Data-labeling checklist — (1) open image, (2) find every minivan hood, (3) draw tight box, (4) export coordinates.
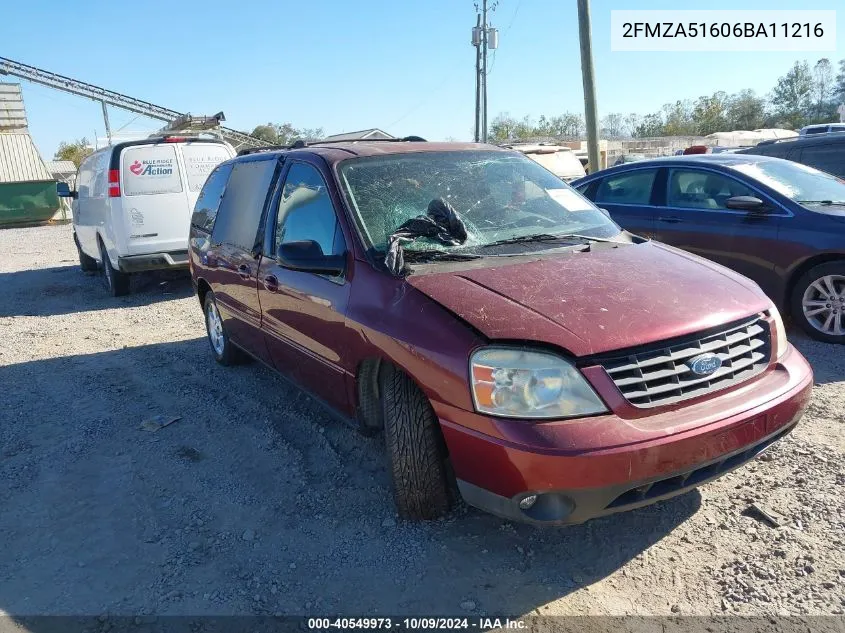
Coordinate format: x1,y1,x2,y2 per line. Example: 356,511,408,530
407,242,770,357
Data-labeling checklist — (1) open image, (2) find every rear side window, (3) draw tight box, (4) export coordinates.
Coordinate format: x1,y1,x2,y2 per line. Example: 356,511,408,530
212,159,278,251
595,170,657,205
798,145,845,178
122,145,182,196
191,163,233,233
181,143,234,191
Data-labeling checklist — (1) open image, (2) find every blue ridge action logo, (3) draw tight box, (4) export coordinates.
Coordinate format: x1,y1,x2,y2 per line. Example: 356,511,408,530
129,159,174,176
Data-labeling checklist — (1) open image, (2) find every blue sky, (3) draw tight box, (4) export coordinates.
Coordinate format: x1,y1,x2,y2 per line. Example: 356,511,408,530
1,0,842,158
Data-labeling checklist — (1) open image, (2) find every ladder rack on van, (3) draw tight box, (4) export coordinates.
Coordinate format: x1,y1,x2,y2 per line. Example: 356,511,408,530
147,112,229,142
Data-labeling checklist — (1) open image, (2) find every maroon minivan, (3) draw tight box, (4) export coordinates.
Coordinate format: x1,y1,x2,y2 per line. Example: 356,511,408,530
189,140,813,525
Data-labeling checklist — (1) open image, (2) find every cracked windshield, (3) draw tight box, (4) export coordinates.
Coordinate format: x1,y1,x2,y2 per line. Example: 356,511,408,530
339,151,621,255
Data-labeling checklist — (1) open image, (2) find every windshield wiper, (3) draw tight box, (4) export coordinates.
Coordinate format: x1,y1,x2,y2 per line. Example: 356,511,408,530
796,200,845,205
481,232,617,248
401,250,482,263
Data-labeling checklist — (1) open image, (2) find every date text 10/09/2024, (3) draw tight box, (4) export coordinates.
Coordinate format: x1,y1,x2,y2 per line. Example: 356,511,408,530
307,618,527,630
622,22,825,39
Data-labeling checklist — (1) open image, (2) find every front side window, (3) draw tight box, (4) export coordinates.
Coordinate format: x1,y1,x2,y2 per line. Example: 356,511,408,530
274,162,343,257
338,150,618,252
212,159,277,251
667,169,754,210
594,170,657,205
191,163,233,233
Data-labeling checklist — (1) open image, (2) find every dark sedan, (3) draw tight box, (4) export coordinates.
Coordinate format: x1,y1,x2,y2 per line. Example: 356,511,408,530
572,155,845,343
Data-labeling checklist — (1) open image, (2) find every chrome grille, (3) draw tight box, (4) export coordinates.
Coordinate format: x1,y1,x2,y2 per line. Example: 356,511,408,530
598,316,771,408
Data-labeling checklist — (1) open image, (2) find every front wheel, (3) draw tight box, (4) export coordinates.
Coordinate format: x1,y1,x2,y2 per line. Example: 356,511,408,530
380,365,452,520
98,239,130,297
75,234,98,273
791,262,845,344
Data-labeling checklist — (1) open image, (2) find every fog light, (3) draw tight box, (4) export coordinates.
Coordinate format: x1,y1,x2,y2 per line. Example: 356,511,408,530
518,495,538,510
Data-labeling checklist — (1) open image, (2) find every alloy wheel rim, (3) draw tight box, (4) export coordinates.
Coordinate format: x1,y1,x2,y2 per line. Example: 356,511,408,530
206,301,226,356
802,274,845,336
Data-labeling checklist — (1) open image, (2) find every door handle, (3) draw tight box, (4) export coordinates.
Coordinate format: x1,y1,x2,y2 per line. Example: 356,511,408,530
237,264,251,280
657,216,683,224
263,274,279,292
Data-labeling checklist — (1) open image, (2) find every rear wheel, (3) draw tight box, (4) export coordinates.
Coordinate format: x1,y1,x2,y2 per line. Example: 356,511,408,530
791,261,845,344
203,292,244,365
75,234,97,273
98,239,130,297
380,364,451,520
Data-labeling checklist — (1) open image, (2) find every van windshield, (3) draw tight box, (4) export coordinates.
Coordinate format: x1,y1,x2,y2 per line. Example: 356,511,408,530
338,150,619,252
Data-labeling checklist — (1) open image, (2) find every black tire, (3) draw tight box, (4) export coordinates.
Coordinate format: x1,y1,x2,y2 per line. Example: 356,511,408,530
790,261,845,344
98,239,130,297
380,364,451,520
203,292,244,365
74,234,98,273
356,361,383,437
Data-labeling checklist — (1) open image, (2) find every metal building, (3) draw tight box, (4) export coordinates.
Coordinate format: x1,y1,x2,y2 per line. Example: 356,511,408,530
0,83,59,226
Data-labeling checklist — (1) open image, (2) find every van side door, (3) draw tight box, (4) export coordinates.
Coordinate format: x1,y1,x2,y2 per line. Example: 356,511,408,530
74,150,108,257
257,160,352,414
206,157,279,364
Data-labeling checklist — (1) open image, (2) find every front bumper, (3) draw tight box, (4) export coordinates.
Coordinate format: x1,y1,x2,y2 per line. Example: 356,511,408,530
118,250,189,273
438,345,813,525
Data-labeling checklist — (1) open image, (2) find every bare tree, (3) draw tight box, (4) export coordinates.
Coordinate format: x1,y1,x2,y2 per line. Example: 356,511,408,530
813,58,834,119
600,113,624,138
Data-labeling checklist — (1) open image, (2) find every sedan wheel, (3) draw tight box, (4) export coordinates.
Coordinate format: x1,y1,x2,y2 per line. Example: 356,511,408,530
792,263,845,344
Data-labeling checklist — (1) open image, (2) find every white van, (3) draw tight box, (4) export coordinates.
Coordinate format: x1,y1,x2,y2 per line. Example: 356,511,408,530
59,135,234,296
503,144,587,182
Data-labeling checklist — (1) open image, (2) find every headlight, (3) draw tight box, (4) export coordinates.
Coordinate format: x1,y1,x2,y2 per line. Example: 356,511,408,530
768,302,788,359
470,348,608,419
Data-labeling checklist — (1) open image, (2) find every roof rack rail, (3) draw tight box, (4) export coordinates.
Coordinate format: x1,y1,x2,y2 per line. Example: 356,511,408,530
236,144,294,156
148,112,230,142
235,135,428,156
310,135,427,145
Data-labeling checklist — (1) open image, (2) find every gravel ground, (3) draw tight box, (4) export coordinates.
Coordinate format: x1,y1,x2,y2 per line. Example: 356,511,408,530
0,223,843,618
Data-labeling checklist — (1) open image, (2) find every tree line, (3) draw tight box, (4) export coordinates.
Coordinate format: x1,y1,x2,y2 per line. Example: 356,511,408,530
489,57,845,142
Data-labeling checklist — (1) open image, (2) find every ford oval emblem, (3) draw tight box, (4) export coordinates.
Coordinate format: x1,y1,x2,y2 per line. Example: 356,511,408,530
688,353,722,376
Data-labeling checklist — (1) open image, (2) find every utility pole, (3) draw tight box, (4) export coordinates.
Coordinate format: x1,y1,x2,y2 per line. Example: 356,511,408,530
472,2,498,143
577,0,600,173
481,0,488,143
473,14,482,142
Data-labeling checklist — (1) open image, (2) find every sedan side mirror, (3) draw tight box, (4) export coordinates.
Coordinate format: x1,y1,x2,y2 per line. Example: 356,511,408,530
726,196,765,211
56,182,77,199
277,240,345,276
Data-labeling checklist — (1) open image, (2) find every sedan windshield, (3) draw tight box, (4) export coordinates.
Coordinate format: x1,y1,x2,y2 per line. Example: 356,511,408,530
338,150,620,252
730,159,845,205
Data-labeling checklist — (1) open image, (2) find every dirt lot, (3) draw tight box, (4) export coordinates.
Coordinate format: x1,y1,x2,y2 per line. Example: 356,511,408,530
0,223,844,618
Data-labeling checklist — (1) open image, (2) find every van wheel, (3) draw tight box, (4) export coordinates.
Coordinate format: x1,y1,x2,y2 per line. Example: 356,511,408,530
203,292,244,365
380,364,451,520
791,262,845,344
75,234,98,273
98,239,130,297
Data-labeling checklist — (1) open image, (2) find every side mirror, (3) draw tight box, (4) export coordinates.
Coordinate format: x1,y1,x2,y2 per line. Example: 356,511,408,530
56,182,77,199
277,240,345,276
726,196,765,211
